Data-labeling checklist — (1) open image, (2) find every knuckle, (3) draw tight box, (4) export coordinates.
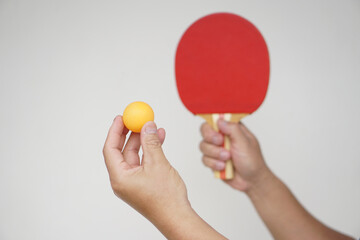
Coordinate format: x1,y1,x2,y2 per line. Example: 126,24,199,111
210,146,220,158
201,124,213,141
204,133,213,143
110,180,120,192
201,122,210,131
201,156,208,166
145,137,162,148
201,142,217,157
209,160,217,169
218,152,224,160
111,179,125,195
202,156,214,169
102,145,109,156
200,123,207,133
199,141,205,152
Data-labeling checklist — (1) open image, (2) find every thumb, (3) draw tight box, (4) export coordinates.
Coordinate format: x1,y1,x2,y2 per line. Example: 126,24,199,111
141,121,166,162
218,119,248,145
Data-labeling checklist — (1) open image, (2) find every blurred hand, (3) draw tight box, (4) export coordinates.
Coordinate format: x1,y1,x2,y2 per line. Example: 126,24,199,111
103,116,190,223
199,120,270,192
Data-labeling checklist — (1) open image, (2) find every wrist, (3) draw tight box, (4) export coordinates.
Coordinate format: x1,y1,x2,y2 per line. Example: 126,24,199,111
149,199,193,227
151,203,198,238
150,201,226,239
245,167,277,199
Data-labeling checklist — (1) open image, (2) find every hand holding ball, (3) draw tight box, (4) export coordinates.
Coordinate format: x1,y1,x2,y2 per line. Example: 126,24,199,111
123,102,154,133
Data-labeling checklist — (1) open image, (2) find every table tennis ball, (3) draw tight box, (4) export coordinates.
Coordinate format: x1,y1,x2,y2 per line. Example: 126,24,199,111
123,101,154,133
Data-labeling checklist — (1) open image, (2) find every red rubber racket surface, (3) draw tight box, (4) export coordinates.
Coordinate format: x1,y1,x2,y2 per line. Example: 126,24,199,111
175,13,270,114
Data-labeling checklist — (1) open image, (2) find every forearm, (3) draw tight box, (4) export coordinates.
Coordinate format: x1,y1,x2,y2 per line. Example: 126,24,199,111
150,204,227,240
246,169,354,240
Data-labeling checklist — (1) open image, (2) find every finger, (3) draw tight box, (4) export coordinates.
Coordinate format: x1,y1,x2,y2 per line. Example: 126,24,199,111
103,116,130,174
122,132,141,167
218,119,248,145
199,141,230,160
104,116,129,154
200,122,223,145
140,121,166,164
202,156,226,171
157,128,166,145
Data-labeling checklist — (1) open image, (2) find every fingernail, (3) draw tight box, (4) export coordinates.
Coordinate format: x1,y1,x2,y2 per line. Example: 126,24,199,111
215,161,225,170
212,135,222,145
145,122,157,134
220,150,229,160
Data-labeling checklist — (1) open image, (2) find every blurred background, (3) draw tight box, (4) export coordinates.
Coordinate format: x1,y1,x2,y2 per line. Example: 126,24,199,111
0,0,359,239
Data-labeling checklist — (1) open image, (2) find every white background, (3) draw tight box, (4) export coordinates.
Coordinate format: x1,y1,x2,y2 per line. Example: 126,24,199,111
0,0,359,239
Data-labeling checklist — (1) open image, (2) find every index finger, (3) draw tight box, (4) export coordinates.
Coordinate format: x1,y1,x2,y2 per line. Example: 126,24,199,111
200,122,224,145
103,115,129,174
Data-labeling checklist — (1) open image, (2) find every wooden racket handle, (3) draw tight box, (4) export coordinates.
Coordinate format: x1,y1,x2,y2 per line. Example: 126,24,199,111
198,113,248,180
219,134,233,179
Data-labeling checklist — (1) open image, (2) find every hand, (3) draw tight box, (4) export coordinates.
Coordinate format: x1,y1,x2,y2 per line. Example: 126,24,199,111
199,120,271,192
103,116,227,240
200,120,355,240
103,116,190,224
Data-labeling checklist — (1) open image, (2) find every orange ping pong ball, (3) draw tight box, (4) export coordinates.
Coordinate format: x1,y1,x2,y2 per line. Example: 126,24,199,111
123,101,154,133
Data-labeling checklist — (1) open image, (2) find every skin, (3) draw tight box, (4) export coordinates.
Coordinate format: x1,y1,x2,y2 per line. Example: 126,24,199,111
103,116,354,239
199,119,355,240
103,116,226,240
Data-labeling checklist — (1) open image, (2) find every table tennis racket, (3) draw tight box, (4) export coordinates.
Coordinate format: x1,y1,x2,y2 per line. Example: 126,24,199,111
175,13,270,179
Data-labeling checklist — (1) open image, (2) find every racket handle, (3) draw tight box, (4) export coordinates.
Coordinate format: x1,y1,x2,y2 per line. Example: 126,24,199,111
214,134,234,179
198,113,248,180
213,115,234,179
